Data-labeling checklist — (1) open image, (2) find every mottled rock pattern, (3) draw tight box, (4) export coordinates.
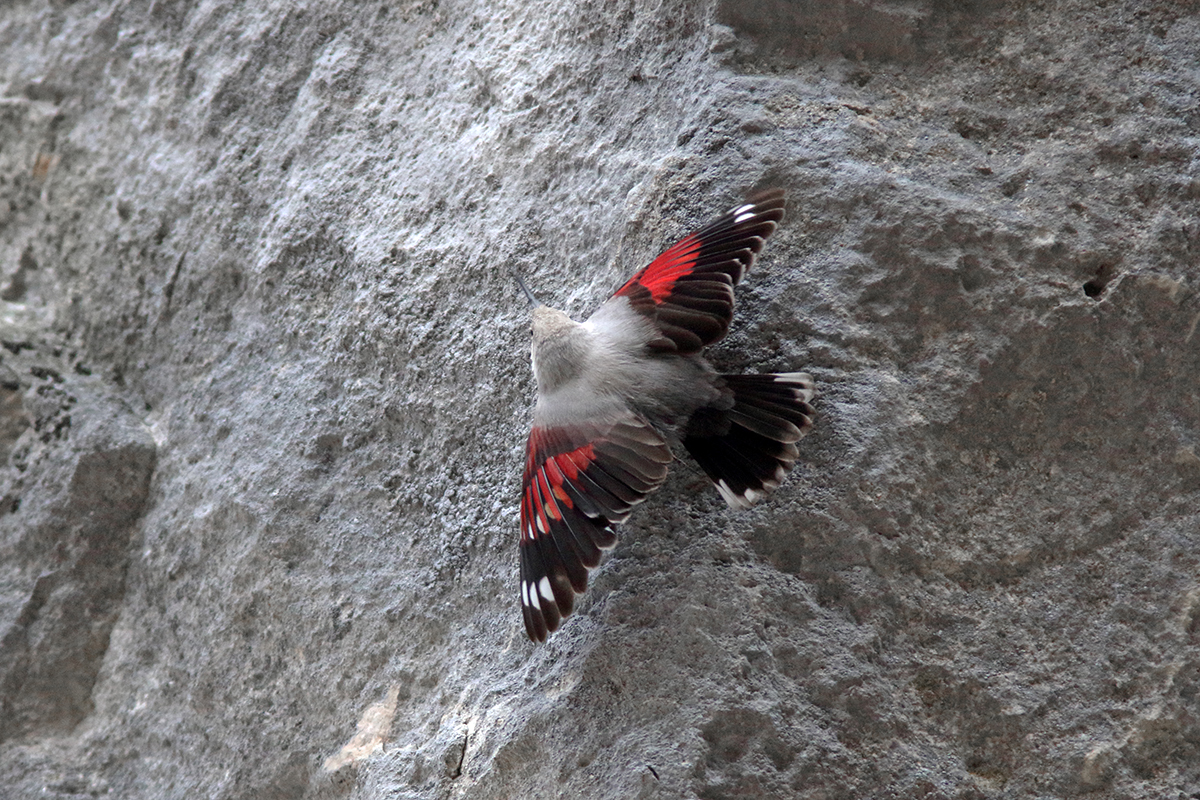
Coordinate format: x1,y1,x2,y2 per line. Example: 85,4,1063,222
1,1,1198,798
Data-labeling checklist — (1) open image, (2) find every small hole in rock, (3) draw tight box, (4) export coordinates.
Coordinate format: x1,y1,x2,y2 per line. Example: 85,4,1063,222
1083,263,1117,299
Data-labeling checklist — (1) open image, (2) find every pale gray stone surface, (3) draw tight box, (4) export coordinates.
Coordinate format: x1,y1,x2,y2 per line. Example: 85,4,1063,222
1,1,1198,798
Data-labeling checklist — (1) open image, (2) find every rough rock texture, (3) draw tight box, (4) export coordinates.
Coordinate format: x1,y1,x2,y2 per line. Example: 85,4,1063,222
1,0,1199,797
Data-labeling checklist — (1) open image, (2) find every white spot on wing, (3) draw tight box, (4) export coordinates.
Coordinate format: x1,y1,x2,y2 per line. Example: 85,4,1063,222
538,576,555,603
733,204,756,224
526,582,541,611
596,525,618,550
715,479,752,509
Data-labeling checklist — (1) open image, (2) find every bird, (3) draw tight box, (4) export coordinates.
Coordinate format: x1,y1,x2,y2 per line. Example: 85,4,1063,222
516,188,815,642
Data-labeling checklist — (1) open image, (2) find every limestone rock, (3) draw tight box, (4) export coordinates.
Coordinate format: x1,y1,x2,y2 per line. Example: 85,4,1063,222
1,1,1197,798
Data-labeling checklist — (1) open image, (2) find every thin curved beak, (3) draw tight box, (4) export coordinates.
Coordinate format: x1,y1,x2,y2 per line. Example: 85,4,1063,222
511,270,541,308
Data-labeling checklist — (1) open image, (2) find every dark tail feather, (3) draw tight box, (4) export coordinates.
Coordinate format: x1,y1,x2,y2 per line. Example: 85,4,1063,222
683,372,815,508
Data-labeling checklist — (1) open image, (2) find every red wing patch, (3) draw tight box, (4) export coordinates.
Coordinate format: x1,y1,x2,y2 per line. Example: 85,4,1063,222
519,417,672,642
611,189,785,353
623,231,705,304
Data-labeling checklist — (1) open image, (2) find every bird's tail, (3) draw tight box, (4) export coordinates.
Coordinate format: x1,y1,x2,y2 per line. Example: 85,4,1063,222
682,372,815,508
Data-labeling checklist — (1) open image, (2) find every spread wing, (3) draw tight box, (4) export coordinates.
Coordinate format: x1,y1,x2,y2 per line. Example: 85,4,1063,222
607,189,785,353
519,410,672,642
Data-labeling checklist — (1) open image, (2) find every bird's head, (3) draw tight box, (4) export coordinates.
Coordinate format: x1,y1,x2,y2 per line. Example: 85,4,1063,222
512,273,584,391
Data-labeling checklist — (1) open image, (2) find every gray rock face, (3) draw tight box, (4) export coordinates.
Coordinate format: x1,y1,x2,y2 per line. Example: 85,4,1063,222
1,1,1198,797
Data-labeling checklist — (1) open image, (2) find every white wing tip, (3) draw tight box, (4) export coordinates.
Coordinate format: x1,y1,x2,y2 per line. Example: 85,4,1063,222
772,371,816,403
716,479,754,509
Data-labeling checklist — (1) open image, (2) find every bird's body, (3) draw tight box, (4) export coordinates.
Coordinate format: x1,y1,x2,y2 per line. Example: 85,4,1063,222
532,304,720,429
518,189,814,641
